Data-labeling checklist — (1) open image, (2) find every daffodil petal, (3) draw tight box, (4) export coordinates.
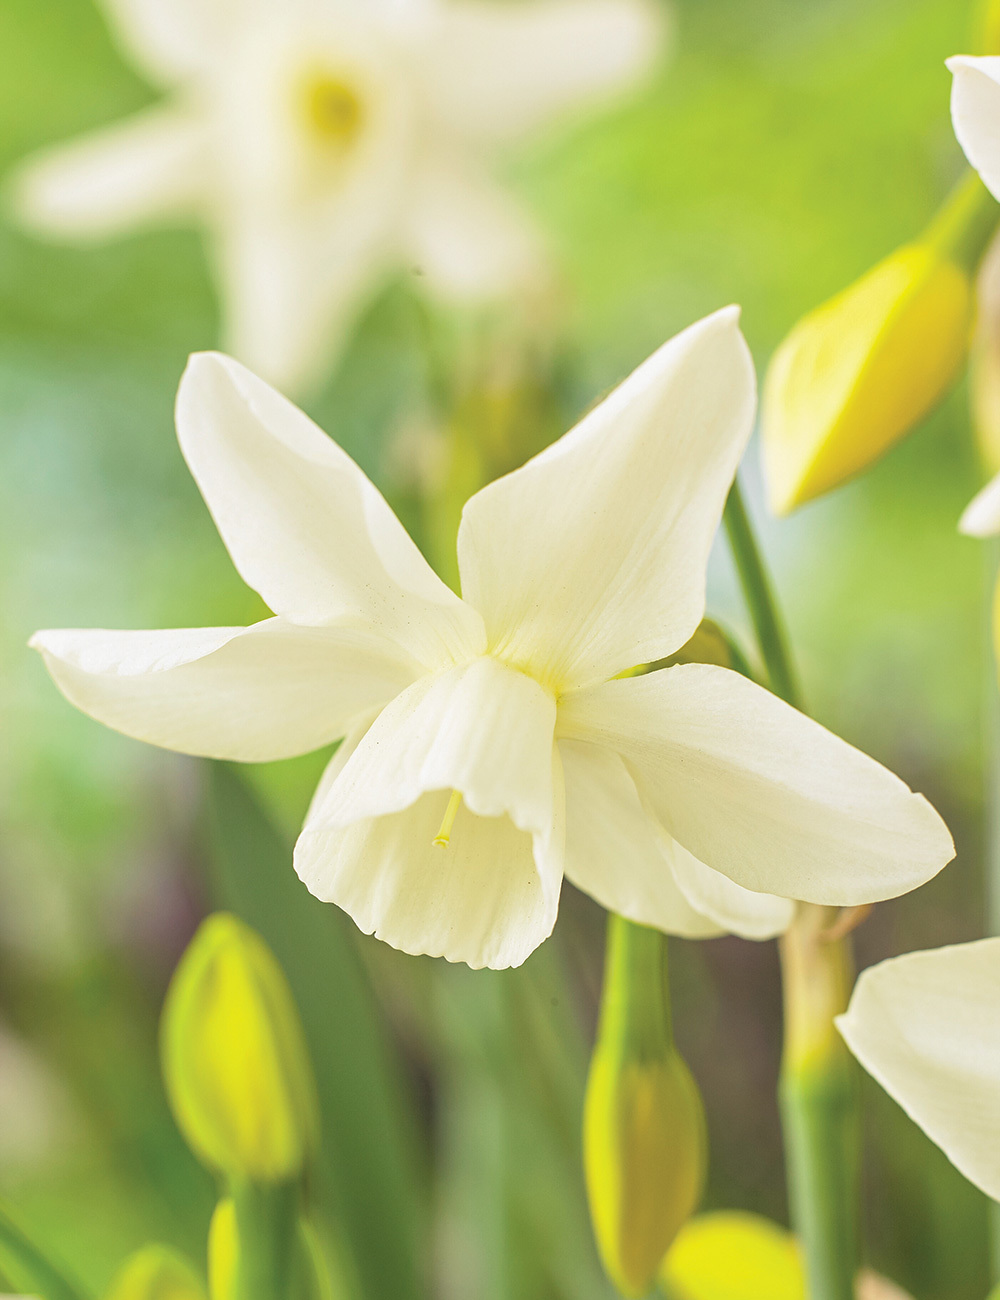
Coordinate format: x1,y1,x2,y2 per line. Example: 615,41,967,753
669,849,795,942
423,0,663,142
960,469,1000,536
558,664,954,906
837,939,1000,1201
98,0,258,84
949,56,1000,202
296,656,563,967
406,154,545,300
559,739,723,938
176,352,485,667
457,309,756,691
30,619,416,761
9,107,206,239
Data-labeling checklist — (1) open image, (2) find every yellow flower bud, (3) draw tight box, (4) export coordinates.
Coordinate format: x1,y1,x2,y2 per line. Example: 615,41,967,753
161,913,320,1183
104,1246,206,1300
584,917,706,1297
762,174,998,515
979,0,1000,54
971,236,1000,475
661,1212,805,1300
762,244,972,514
207,1202,238,1300
208,1200,337,1300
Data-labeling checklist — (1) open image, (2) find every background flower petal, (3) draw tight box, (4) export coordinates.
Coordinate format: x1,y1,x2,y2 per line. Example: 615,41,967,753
837,939,1000,1202
30,618,417,761
456,308,756,691
558,663,954,905
949,56,1000,202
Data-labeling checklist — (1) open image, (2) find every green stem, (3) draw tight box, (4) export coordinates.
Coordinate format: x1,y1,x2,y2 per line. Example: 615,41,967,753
597,913,672,1061
723,476,858,1300
723,479,801,708
0,1203,89,1300
230,1180,299,1300
923,170,1000,274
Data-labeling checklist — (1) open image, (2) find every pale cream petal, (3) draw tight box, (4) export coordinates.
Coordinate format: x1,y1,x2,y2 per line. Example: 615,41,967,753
668,848,795,941
837,939,1000,1201
30,619,417,761
558,664,955,906
559,739,722,938
9,108,206,239
949,56,1000,202
296,655,563,967
97,0,266,84
175,352,485,668
421,0,664,143
959,470,1000,536
405,153,546,300
457,309,756,692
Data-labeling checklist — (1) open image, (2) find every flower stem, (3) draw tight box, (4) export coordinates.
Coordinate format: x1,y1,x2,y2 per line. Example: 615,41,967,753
598,913,672,1059
0,1202,89,1300
723,475,859,1300
229,1180,300,1300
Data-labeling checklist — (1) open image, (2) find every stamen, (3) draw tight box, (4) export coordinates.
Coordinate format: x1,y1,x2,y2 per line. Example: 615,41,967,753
433,790,463,848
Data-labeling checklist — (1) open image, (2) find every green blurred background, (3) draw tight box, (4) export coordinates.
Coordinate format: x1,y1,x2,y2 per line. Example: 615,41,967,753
0,0,991,1297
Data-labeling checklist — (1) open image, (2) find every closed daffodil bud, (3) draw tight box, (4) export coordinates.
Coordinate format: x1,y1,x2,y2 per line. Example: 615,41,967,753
208,1200,337,1300
970,236,1000,475
979,0,1000,53
584,916,706,1297
661,1212,805,1300
161,913,319,1183
762,173,998,515
105,1246,206,1300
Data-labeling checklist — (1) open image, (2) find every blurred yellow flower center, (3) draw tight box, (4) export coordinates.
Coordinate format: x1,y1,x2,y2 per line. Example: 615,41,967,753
304,74,364,147
433,789,463,848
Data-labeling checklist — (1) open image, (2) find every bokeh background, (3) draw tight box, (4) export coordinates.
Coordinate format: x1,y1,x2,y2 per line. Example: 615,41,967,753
0,0,992,1297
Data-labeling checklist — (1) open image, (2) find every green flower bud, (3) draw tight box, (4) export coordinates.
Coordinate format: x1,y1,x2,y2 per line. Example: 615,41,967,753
161,914,319,1183
583,917,706,1297
104,1246,206,1300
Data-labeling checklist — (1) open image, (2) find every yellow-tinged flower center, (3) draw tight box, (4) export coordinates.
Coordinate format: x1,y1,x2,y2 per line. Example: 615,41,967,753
302,73,365,148
433,789,463,848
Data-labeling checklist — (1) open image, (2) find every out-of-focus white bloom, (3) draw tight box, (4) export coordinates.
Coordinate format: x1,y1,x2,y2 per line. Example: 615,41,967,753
838,939,1000,1202
9,0,663,391
31,310,954,969
950,55,1000,201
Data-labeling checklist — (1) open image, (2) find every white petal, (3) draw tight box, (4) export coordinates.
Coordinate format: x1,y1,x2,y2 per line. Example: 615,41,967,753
959,470,1000,536
406,153,546,300
837,939,1000,1201
175,352,485,668
297,655,563,968
668,848,794,941
949,56,1000,202
558,664,955,906
457,308,756,691
421,0,664,143
30,619,417,761
97,0,262,83
9,109,206,239
559,739,722,938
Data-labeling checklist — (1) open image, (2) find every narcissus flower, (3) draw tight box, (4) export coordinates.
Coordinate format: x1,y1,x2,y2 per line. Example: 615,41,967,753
8,0,661,392
31,309,955,970
837,939,1000,1203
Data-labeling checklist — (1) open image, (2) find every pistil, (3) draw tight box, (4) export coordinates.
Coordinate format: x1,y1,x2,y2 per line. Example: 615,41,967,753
433,790,463,848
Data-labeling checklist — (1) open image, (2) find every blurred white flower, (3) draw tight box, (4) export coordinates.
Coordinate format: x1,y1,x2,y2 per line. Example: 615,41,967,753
31,310,954,969
9,0,664,392
838,939,1000,1202
950,55,1000,202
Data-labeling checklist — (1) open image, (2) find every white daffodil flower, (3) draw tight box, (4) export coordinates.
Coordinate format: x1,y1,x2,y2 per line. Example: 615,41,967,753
30,309,955,970
8,0,663,392
949,54,1000,202
838,939,1000,1202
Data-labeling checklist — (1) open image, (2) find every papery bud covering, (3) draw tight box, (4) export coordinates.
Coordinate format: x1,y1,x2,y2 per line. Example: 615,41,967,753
584,917,706,1297
161,913,319,1182
104,1245,206,1300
